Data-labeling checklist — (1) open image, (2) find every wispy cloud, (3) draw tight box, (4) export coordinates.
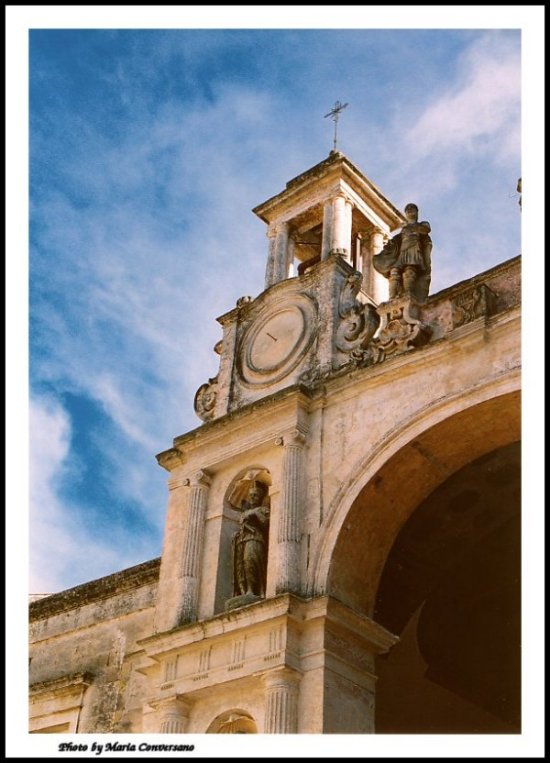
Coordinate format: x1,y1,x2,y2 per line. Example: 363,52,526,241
29,395,158,592
404,32,521,163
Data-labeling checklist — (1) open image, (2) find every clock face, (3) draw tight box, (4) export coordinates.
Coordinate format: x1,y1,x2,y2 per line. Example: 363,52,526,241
239,296,316,385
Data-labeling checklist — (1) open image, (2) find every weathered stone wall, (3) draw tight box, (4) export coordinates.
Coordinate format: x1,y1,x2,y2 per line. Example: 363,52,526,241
30,559,160,733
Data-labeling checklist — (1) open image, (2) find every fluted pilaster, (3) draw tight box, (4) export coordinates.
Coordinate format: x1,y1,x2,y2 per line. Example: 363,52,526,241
276,431,306,593
155,697,191,734
179,470,211,623
263,668,301,734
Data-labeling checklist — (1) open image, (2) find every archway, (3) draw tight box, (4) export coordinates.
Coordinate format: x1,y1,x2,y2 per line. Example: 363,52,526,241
375,442,520,733
323,390,520,733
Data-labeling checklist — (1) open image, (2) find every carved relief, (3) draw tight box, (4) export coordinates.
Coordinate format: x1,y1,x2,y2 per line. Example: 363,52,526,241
228,637,246,670
451,284,496,328
335,273,381,356
372,297,432,361
193,646,212,680
193,377,218,422
164,658,178,683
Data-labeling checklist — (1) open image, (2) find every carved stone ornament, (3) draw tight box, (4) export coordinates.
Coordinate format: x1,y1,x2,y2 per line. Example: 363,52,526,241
238,295,317,387
372,296,432,361
298,362,332,387
193,376,218,422
451,284,497,328
335,273,381,355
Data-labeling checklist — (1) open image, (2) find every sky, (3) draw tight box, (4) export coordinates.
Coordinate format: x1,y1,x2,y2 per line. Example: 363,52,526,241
7,5,545,759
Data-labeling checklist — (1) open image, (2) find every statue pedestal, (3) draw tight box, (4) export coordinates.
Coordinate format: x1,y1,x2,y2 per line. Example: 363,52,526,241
225,593,263,612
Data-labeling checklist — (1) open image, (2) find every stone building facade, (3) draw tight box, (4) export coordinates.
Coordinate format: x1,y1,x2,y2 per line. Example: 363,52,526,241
29,151,521,734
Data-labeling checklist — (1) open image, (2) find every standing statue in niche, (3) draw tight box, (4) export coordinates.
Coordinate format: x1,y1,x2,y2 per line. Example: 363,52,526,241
373,203,433,302
232,481,270,599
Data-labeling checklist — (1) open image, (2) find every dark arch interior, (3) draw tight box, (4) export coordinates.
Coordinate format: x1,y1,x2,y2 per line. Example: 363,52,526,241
374,441,521,733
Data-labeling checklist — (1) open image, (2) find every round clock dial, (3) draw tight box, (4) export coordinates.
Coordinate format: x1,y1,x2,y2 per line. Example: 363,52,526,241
249,309,305,371
239,296,317,386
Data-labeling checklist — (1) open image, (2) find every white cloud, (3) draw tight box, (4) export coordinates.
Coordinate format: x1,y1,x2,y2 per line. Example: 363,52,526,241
405,32,521,162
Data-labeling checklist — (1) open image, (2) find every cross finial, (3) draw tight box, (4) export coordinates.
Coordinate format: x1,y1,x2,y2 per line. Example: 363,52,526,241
324,100,349,152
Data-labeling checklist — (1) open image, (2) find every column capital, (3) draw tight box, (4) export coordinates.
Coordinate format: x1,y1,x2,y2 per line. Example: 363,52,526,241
267,220,290,237
167,475,189,491
147,694,192,714
262,665,302,690
332,190,353,206
275,428,307,448
184,469,212,489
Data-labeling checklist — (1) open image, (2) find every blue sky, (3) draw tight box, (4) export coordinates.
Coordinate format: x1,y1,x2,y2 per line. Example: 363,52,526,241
6,6,546,758
8,9,541,599
27,23,525,594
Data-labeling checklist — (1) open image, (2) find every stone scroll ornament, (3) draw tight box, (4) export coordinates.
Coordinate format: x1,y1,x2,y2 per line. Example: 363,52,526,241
193,377,218,422
335,272,381,362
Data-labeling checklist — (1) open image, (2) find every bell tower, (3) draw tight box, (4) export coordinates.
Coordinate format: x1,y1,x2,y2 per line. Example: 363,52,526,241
193,151,406,422
255,149,404,299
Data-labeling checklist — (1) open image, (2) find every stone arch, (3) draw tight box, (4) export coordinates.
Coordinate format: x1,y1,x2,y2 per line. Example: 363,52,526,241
374,440,521,732
312,379,519,616
206,709,257,734
213,465,272,613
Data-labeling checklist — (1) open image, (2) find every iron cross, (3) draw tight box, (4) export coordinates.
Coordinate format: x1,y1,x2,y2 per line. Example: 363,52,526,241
324,100,349,151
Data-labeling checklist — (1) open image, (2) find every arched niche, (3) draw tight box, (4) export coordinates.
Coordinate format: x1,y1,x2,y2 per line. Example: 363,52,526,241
206,709,257,734
213,466,272,614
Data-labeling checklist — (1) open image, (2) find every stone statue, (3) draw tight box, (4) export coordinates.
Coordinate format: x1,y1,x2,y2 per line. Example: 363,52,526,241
373,203,432,302
232,481,270,598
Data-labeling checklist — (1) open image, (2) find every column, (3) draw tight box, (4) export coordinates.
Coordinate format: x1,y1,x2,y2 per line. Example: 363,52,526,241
264,226,278,288
157,697,191,733
265,222,290,287
179,470,212,623
370,229,389,303
330,194,353,262
286,234,296,278
276,431,305,594
263,668,301,734
320,200,333,260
